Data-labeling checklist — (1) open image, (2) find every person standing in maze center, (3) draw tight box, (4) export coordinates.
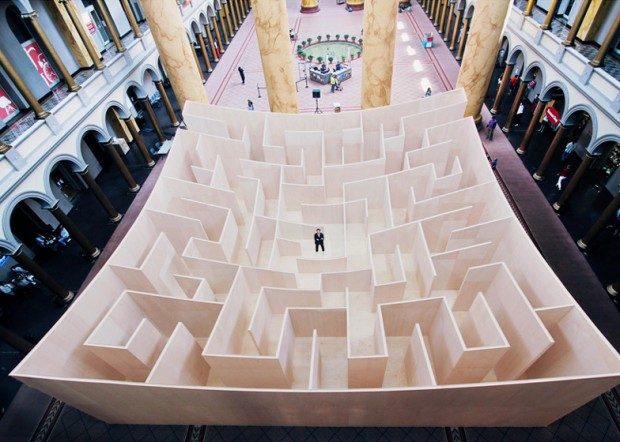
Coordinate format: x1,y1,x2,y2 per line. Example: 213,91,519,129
314,228,325,252
238,66,245,84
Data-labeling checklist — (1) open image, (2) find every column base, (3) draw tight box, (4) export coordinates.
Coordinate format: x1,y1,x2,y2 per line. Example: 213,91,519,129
443,36,449,42
516,147,526,155
501,126,510,133
607,284,618,297
561,40,573,47
146,160,156,167
455,56,462,61
540,25,550,30
532,172,543,181
207,69,213,73
589,60,602,67
61,290,75,304
88,248,101,259
111,213,123,223
35,111,51,120
202,79,207,84
552,202,561,211
490,108,498,115
300,5,320,13
576,239,588,250
173,121,181,127
449,45,456,51
68,83,82,92
130,184,141,192
116,46,127,53
214,58,220,63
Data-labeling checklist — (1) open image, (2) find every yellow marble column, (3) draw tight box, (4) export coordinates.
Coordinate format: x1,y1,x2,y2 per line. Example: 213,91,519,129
204,24,219,62
523,0,536,16
361,0,399,109
0,48,49,118
249,0,298,113
195,32,213,72
577,0,611,41
229,0,239,30
443,1,455,42
218,10,231,44
212,17,226,54
346,0,365,11
455,0,511,123
439,0,449,34
233,0,244,25
94,0,125,52
301,0,320,14
141,0,208,108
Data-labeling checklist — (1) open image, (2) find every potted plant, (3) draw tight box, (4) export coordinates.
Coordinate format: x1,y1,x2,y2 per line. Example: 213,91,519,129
357,51,362,58
351,36,356,43
307,37,312,44
326,34,331,41
358,38,363,46
301,40,307,47
317,56,323,64
307,55,314,63
317,35,322,42
328,56,334,64
297,44,303,51
341,55,346,62
344,34,349,41
335,34,340,40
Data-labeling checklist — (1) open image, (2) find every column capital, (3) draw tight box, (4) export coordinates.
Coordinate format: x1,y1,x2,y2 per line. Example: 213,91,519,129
20,11,38,19
0,141,12,155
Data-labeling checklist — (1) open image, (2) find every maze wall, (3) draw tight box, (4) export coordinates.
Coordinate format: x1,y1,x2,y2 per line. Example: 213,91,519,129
13,90,620,426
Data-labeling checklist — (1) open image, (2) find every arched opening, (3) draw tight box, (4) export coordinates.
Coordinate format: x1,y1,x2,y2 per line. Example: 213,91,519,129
142,67,181,129
126,83,166,146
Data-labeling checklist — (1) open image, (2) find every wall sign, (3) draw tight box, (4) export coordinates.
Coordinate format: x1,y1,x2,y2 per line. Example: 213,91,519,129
22,39,59,88
545,106,561,126
0,87,18,123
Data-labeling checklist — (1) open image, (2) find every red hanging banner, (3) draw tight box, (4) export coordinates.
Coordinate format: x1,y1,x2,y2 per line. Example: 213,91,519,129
545,106,561,126
22,39,59,88
0,87,18,123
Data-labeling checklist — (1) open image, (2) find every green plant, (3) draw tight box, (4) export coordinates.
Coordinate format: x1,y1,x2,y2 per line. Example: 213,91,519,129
307,37,312,44
307,55,314,62
357,51,361,58
317,35,322,41
344,34,349,41
297,44,302,51
358,38,363,45
351,36,356,43
301,40,307,47
317,56,323,63
328,56,334,64
335,34,340,40
341,55,346,62
326,34,331,40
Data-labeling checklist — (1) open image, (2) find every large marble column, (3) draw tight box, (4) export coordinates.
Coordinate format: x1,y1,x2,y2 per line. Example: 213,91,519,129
516,99,546,154
347,0,365,11
141,0,208,108
562,0,590,46
361,0,399,109
301,0,320,13
491,63,514,114
93,0,125,52
0,48,49,119
455,0,511,123
439,0,449,33
203,24,219,62
11,246,74,303
533,123,567,180
138,98,166,144
249,0,298,113
443,1,455,42
60,0,105,70
577,192,620,250
501,80,526,132
21,11,81,92
553,153,593,211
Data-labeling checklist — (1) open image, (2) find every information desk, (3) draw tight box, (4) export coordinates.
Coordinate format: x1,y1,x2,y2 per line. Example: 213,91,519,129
309,66,352,85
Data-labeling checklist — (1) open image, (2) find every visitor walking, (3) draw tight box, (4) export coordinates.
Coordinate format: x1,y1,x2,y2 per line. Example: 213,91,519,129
425,87,432,97
486,116,497,140
509,74,520,94
514,102,524,126
247,99,254,111
330,75,337,93
238,66,245,84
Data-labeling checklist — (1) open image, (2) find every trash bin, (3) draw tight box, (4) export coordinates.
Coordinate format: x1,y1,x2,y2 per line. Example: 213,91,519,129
334,102,341,113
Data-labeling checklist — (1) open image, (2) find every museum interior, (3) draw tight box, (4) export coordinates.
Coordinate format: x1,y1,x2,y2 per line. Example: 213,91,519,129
0,0,618,440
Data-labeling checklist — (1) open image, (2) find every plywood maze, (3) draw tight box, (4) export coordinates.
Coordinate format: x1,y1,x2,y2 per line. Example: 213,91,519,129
13,90,620,426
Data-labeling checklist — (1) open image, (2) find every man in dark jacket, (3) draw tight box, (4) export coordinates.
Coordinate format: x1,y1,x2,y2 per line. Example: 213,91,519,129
238,66,245,84
314,229,325,252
